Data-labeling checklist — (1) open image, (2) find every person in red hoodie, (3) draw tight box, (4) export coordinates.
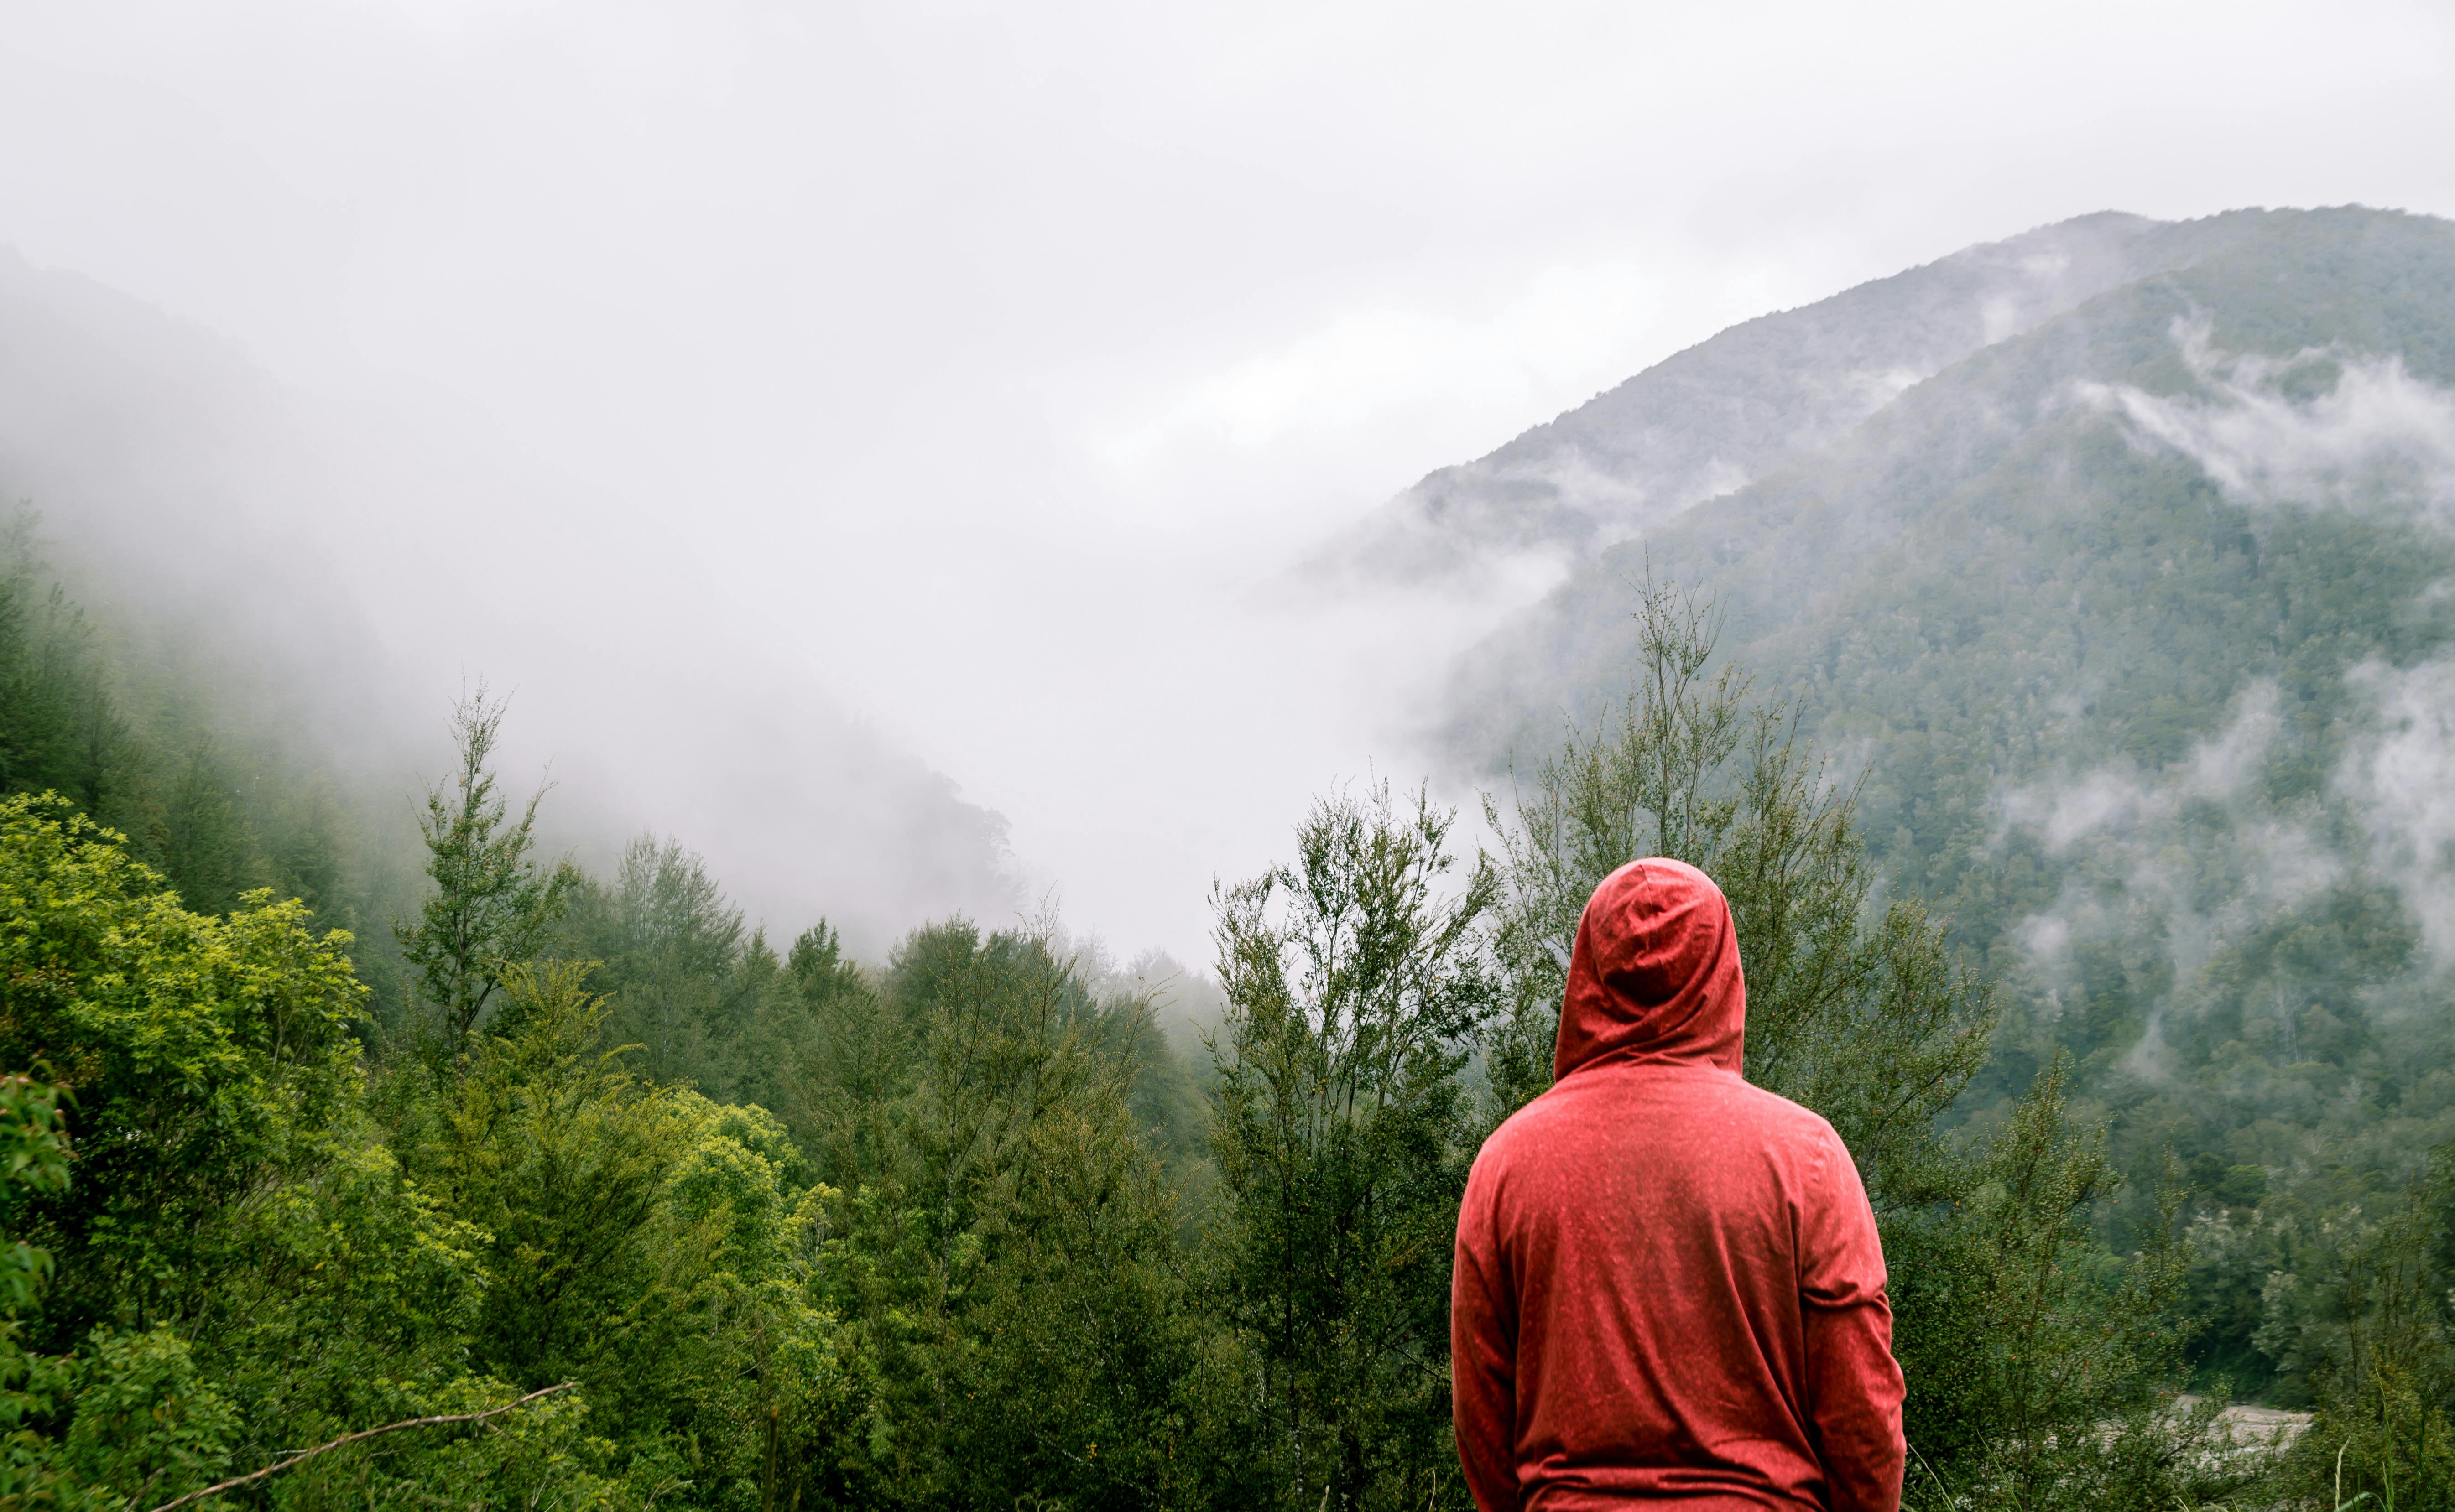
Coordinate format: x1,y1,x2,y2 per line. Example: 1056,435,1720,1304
1452,857,1905,1512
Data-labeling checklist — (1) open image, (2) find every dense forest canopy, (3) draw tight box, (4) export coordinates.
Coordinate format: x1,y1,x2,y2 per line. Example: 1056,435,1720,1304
6,205,2455,1510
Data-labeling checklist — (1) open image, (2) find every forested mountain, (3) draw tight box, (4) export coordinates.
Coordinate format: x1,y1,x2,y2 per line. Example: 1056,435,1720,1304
1425,205,2455,1399
1312,210,2293,586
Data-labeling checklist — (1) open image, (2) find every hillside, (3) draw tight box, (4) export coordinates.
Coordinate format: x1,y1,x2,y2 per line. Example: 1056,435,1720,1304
1419,204,2455,1396
1311,209,2303,587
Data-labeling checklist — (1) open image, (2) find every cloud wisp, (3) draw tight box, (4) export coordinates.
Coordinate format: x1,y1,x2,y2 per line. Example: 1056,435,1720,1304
2340,657,2455,965
1993,682,2347,1077
1992,642,2455,1092
2082,316,2455,531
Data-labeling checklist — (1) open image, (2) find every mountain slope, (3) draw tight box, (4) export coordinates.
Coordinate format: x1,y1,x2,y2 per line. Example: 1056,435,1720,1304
1418,205,2455,1396
1313,209,2295,586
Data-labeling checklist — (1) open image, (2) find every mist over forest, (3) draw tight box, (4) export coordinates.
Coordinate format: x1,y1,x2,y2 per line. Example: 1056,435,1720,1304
0,247,1021,954
9,194,2455,1508
7,4,2455,1505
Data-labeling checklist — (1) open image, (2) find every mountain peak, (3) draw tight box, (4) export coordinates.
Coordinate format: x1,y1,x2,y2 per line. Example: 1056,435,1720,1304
1304,208,2294,592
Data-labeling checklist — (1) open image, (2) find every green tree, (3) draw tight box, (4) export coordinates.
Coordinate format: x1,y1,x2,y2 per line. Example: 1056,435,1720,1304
566,835,749,1089
1478,583,2233,1507
740,921,867,1137
0,1069,100,1509
1207,781,1499,1511
153,738,260,919
429,964,704,1398
0,514,129,821
1888,1063,2220,1509
0,790,637,1509
0,792,364,1344
400,961,853,1501
2263,1165,2455,1510
811,921,1202,1510
1479,581,1991,1192
396,690,576,1059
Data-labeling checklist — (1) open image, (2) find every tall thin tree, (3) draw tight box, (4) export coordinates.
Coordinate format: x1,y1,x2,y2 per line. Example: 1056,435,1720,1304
397,688,576,1059
1208,780,1499,1510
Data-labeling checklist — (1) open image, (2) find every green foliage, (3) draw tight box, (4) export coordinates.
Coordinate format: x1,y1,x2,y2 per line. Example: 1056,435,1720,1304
266,1378,632,1512
2264,1171,2455,1510
1208,781,1497,1511
1478,583,2252,1505
1481,582,1994,1203
58,1326,238,1503
0,789,693,1507
806,920,1204,1510
0,1077,70,1320
0,792,365,1342
0,1068,103,1512
1888,1065,2250,1508
0,514,125,824
427,964,708,1400
563,837,750,1089
396,690,578,1060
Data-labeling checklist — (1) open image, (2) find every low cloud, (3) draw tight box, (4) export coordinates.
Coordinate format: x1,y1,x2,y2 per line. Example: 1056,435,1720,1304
1997,681,2291,857
2339,657,2455,964
2079,316,2455,530
1992,651,2455,1085
1995,682,2341,1070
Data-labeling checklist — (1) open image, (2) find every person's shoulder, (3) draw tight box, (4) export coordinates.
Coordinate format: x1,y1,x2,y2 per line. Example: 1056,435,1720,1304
1709,1077,1858,1174
1472,1092,1558,1167
1725,1077,1840,1134
1474,1067,1845,1163
1467,1081,1595,1187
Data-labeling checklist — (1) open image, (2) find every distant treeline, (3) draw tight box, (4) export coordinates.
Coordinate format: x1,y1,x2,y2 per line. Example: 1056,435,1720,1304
2,525,2450,1509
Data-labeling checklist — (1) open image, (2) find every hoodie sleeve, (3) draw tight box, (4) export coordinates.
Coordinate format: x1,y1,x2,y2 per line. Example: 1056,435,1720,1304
1452,1164,1519,1512
1798,1127,1907,1512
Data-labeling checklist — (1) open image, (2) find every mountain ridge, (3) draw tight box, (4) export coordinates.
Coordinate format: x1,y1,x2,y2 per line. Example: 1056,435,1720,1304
1311,208,2340,589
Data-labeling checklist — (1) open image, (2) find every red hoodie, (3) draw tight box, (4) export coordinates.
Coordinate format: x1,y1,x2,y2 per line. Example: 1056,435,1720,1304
1452,858,1904,1512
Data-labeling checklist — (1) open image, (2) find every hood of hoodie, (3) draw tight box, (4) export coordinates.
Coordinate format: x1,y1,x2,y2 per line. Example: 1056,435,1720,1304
1553,857,1746,1081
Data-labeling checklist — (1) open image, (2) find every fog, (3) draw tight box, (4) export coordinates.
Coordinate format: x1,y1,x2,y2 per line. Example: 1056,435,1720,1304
4,0,2454,961
1996,683,2337,978
2344,657,2455,966
2040,318,2455,979
1991,681,2348,1095
1308,209,2212,591
2083,315,2455,531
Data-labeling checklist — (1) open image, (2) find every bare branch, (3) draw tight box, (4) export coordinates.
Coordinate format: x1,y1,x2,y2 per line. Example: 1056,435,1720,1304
144,1382,578,1512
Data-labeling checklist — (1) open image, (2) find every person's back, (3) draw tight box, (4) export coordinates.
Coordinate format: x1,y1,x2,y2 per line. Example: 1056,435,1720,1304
1452,858,1905,1512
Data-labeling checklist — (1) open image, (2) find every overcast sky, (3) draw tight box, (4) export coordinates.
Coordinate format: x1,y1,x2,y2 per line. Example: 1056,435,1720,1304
5,0,2453,960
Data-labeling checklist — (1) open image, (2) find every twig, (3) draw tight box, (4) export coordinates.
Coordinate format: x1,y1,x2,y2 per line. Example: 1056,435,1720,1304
145,1381,579,1512
1907,1435,1954,1504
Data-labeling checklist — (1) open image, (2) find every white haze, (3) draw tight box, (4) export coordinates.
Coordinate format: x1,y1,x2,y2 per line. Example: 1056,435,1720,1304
1995,683,2344,1078
4,1,2454,961
2342,659,2455,966
1996,683,2306,858
1998,659,2455,1083
2082,316,2455,531
2069,317,2455,968
1990,308,2455,1073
